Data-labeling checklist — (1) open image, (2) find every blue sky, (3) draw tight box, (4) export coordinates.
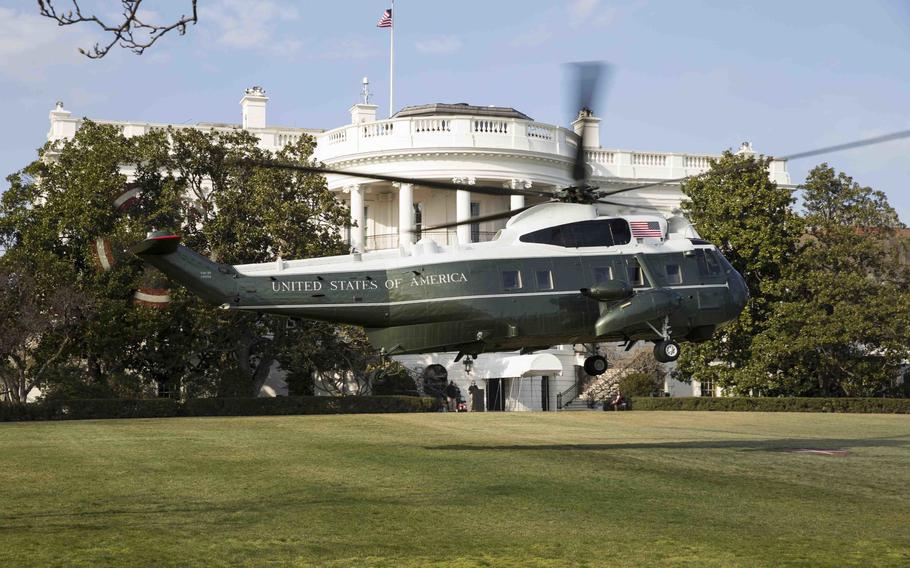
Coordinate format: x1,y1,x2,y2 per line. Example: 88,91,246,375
1,0,908,222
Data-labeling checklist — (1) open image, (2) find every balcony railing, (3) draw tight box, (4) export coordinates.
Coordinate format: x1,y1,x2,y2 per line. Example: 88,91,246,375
313,114,791,184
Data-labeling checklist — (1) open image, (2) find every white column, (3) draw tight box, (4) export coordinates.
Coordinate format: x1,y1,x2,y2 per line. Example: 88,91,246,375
349,184,364,252
510,195,525,210
456,189,471,244
398,183,413,246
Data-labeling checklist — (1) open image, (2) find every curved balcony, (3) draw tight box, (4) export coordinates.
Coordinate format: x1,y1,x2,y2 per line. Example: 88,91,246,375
314,115,577,164
314,115,791,188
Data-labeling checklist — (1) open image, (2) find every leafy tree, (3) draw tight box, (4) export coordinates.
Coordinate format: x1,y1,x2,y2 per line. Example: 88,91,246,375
674,151,804,391
0,120,355,399
744,165,910,396
675,155,909,397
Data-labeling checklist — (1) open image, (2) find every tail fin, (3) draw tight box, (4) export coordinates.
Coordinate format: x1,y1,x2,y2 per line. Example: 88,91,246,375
131,231,237,306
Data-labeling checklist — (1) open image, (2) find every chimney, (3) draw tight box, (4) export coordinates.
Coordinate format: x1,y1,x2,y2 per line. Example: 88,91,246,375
48,101,77,142
571,107,601,148
240,86,268,129
349,76,378,124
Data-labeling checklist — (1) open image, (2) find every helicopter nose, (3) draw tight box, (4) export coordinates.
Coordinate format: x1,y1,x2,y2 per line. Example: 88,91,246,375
729,269,749,311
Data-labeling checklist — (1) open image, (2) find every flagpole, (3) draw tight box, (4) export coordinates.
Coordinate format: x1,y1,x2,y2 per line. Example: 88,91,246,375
389,0,395,117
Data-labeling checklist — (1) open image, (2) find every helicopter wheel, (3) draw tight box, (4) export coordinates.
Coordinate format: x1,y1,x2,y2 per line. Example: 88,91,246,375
583,355,608,376
653,340,681,363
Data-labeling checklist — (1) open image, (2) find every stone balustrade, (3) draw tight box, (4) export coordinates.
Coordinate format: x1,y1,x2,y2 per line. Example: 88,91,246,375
46,107,790,187
314,114,791,186
48,115,317,153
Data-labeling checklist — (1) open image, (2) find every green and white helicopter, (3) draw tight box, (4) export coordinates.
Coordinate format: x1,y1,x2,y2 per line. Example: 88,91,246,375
131,64,909,376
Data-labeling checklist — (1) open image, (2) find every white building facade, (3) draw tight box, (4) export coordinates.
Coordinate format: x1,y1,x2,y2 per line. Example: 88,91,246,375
46,85,790,407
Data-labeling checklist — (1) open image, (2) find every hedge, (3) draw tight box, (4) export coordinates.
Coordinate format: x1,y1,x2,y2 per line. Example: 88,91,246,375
628,396,910,414
0,395,439,422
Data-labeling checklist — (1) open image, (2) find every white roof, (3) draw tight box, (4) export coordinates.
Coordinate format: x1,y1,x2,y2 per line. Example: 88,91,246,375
471,353,563,379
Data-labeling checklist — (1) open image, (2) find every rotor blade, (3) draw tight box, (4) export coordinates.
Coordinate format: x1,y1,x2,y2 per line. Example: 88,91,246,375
597,128,910,198
231,159,551,199
570,62,607,185
419,203,541,233
780,129,910,160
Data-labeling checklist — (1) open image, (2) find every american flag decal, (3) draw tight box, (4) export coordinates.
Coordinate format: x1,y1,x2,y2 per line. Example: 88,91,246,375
630,221,662,238
377,9,392,28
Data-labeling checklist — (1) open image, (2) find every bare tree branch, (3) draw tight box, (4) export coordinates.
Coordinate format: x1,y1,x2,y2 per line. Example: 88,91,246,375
37,0,198,59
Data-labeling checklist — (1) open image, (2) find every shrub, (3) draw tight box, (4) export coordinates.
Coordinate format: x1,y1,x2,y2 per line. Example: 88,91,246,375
181,395,436,417
618,372,660,397
0,395,439,422
628,397,910,414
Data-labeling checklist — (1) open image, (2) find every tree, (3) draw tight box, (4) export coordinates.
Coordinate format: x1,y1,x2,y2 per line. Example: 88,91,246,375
673,151,804,391
38,0,198,59
675,155,910,397
744,165,910,396
1,120,356,399
281,323,379,396
0,256,88,402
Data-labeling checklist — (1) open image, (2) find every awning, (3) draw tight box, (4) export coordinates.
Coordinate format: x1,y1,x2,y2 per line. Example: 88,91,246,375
472,353,563,379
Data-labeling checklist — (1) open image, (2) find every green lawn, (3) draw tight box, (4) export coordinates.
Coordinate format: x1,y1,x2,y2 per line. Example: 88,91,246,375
1,412,908,567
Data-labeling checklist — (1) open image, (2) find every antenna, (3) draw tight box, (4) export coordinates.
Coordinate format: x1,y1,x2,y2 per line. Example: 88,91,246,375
361,76,372,105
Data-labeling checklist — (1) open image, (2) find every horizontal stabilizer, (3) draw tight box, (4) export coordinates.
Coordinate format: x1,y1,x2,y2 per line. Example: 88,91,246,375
130,231,181,256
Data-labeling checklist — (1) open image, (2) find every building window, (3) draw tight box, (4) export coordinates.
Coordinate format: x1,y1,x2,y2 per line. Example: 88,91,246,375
700,379,715,397
666,264,681,284
594,266,613,283
470,201,480,243
536,270,553,290
502,270,522,290
628,260,644,286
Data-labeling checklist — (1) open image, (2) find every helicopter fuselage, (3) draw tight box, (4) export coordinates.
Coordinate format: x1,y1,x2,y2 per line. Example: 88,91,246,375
134,203,748,356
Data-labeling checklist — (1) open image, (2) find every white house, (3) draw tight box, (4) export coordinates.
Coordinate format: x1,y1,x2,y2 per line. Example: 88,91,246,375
46,83,790,408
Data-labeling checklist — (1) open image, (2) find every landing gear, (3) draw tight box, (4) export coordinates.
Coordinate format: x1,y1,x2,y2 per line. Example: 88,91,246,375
653,340,680,363
583,355,608,376
648,316,681,363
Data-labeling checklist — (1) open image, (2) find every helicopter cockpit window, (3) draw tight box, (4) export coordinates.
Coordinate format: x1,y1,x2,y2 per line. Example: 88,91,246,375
666,264,682,284
519,219,632,248
695,249,722,276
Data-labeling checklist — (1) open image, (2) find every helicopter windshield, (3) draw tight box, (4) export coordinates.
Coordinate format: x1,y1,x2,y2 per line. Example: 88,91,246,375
519,219,631,248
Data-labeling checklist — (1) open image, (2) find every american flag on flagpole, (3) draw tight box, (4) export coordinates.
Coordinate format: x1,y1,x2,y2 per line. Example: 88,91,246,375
377,9,392,27
630,221,663,238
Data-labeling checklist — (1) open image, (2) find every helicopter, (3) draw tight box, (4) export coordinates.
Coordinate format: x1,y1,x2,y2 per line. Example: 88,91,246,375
131,63,910,377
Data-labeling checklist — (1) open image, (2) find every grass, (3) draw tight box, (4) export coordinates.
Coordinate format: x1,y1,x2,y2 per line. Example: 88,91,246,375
1,411,909,567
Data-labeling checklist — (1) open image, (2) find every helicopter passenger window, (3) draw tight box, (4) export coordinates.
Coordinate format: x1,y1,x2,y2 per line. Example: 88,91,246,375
519,219,631,248
536,270,553,290
593,266,613,283
628,260,644,286
666,264,682,284
502,270,522,290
